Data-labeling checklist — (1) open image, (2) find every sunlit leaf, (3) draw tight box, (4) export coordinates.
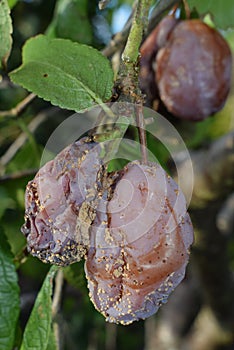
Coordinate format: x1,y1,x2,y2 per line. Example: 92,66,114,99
20,265,59,350
45,327,58,350
187,0,234,29
10,35,114,112
0,186,15,218
0,227,20,350
7,0,18,9
0,0,12,69
47,0,93,45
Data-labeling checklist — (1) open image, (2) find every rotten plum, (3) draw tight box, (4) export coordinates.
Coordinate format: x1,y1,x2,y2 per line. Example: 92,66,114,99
21,137,105,265
85,161,193,324
22,140,193,324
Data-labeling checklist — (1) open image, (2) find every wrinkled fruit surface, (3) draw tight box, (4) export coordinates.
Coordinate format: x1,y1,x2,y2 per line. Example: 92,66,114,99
21,137,105,265
22,140,193,324
85,160,193,324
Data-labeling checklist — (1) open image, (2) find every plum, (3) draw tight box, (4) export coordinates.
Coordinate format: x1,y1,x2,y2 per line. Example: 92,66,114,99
85,161,193,324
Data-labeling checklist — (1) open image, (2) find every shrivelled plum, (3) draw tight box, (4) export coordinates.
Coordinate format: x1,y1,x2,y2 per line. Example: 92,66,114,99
22,138,193,324
85,161,193,325
21,137,105,266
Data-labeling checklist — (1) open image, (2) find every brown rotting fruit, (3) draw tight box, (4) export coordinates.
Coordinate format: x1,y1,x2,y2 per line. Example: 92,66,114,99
85,160,193,324
21,137,105,265
22,141,193,324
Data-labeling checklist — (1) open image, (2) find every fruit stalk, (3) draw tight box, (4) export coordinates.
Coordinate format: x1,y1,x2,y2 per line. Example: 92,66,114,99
116,0,152,161
116,0,151,104
122,0,151,65
136,104,148,163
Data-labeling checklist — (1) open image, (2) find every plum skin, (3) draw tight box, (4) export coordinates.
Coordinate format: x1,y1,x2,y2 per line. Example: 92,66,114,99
155,19,232,121
85,160,193,325
21,137,193,324
21,137,105,265
140,18,232,121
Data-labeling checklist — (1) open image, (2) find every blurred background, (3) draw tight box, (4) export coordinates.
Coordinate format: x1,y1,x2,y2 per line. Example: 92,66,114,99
0,0,234,349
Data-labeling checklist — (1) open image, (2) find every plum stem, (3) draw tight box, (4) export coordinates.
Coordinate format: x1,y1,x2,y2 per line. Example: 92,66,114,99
182,0,191,18
116,0,151,162
122,0,151,65
136,105,148,163
115,0,151,104
102,0,181,58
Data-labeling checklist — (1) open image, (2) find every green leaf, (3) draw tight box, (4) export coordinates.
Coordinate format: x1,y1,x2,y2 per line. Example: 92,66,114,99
5,141,41,173
47,0,93,45
63,261,86,292
187,0,234,29
0,227,20,350
10,35,114,112
7,0,18,9
0,0,13,69
0,186,15,218
225,29,234,51
20,265,59,350
45,327,58,350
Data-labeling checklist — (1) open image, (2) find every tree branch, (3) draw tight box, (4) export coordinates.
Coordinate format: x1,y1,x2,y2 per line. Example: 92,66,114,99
102,0,181,58
114,0,151,104
0,93,36,119
52,269,64,350
0,168,37,183
146,0,181,34
101,1,137,58
0,107,60,174
121,0,151,65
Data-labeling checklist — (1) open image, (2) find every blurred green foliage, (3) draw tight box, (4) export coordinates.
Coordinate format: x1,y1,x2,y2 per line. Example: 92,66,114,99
187,0,234,29
46,0,93,45
0,1,234,349
0,228,20,350
20,266,58,350
0,0,12,69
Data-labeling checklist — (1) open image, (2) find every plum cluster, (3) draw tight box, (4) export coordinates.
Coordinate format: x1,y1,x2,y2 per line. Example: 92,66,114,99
22,137,193,324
